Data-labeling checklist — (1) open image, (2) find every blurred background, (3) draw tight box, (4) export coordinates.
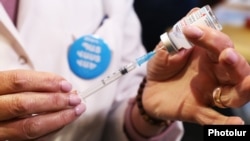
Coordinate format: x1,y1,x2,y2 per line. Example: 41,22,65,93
213,0,250,62
133,0,250,140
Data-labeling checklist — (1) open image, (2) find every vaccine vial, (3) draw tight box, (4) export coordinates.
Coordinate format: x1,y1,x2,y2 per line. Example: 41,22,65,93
160,5,223,54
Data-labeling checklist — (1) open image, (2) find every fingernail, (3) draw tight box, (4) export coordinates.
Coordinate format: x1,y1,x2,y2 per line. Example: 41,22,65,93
225,49,238,65
241,120,245,125
60,80,72,92
174,48,187,57
183,25,204,38
69,94,81,106
75,103,86,116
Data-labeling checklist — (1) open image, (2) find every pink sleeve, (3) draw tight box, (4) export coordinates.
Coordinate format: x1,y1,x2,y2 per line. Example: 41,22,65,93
124,98,184,141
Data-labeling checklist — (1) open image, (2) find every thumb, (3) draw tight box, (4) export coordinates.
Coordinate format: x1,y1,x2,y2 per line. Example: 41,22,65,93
195,107,244,125
147,43,192,80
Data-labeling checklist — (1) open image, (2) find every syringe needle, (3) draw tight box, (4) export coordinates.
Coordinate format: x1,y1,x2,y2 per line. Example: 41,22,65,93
136,46,164,66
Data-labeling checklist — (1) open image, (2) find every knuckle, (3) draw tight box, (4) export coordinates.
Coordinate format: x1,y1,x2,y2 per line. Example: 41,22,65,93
51,94,68,108
221,34,234,48
22,118,41,139
9,96,28,116
11,71,29,90
42,75,59,87
57,110,75,125
38,72,65,91
8,70,63,91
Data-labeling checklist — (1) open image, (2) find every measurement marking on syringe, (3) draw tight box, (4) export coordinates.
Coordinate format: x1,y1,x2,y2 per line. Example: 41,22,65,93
120,68,128,75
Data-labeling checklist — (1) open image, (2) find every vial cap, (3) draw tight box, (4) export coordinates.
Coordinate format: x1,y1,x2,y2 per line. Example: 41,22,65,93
160,33,178,54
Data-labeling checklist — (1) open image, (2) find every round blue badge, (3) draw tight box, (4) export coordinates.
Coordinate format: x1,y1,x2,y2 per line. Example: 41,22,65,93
68,35,112,79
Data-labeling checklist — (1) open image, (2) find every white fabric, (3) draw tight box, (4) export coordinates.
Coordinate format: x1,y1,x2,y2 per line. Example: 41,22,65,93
0,0,184,140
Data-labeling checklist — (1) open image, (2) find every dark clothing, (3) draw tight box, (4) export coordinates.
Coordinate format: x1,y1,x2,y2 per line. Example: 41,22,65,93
133,0,199,52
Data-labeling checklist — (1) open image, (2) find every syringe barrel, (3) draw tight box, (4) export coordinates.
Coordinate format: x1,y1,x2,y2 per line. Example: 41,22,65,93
125,62,137,72
80,62,137,99
102,62,137,84
101,70,123,84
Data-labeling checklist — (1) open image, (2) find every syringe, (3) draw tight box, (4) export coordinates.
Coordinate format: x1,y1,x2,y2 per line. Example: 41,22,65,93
80,47,164,99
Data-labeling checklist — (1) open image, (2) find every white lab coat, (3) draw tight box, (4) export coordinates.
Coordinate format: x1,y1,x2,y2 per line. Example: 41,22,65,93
0,0,183,140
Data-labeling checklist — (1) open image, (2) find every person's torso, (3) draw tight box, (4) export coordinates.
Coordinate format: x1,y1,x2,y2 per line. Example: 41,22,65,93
0,0,144,140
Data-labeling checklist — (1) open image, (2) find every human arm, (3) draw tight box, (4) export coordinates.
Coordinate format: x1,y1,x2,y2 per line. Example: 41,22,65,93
0,70,85,141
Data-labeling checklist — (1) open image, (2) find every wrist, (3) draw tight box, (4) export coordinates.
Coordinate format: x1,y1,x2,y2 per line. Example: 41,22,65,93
132,77,172,137
131,101,168,137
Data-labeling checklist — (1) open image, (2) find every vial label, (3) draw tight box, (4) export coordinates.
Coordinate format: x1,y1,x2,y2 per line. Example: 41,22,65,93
164,5,222,53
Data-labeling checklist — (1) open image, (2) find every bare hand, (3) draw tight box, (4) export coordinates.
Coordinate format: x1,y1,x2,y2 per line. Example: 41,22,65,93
143,25,250,125
0,70,85,141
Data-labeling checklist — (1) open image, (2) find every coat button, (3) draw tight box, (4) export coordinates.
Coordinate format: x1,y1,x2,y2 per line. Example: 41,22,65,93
18,56,28,65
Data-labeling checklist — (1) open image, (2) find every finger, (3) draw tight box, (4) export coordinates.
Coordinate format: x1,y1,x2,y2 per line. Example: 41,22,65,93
215,49,250,107
0,104,86,141
186,7,200,16
147,43,193,80
0,70,72,95
31,129,61,141
218,48,250,82
183,25,234,62
220,76,250,108
0,92,82,120
195,107,244,125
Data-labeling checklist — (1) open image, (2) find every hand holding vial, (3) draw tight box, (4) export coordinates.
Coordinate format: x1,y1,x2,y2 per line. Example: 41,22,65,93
138,6,250,126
